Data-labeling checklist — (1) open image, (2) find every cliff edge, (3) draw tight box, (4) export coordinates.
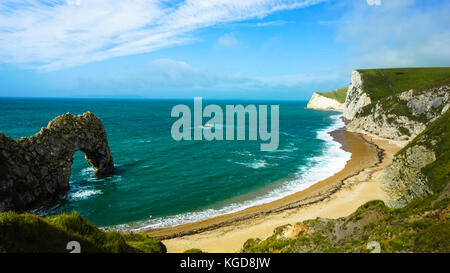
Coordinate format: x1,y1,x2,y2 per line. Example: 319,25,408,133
343,70,371,120
344,67,450,143
307,88,346,111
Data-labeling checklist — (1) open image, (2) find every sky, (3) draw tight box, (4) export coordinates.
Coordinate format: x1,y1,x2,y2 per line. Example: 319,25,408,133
0,0,449,100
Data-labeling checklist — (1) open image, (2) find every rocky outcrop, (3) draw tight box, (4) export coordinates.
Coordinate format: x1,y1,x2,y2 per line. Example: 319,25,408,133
307,92,344,111
381,145,435,208
343,71,371,120
380,110,450,208
0,112,114,212
347,84,450,143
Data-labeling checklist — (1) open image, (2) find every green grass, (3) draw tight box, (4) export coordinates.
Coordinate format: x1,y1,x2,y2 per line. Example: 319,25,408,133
397,110,450,193
414,221,450,252
184,248,204,253
242,196,450,253
317,87,348,103
0,211,166,253
357,67,450,102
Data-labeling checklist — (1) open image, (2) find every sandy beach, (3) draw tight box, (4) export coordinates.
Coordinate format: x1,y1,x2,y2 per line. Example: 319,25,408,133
145,129,401,253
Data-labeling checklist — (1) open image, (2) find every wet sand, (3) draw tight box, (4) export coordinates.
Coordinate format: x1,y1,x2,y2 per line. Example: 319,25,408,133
145,130,401,253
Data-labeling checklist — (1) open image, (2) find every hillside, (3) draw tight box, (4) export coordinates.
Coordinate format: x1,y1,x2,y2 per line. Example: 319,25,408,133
242,197,449,253
0,211,166,253
344,67,450,142
381,110,450,207
347,83,449,143
343,67,450,120
318,87,347,104
241,84,450,253
357,67,450,102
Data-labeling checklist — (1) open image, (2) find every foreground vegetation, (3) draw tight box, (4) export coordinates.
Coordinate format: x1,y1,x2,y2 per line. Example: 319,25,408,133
357,67,450,102
0,211,166,253
242,196,449,253
318,87,348,103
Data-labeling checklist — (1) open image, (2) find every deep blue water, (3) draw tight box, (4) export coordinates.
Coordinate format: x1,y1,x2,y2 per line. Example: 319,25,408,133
0,98,349,230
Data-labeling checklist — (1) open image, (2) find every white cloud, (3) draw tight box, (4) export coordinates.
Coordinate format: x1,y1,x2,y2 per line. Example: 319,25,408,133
217,33,238,48
255,20,291,27
338,0,450,69
66,0,81,6
0,0,325,70
141,58,343,93
366,0,381,6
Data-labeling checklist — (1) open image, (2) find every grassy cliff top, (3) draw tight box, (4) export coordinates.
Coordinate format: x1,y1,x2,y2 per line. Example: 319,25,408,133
357,67,450,101
0,211,166,253
317,87,347,103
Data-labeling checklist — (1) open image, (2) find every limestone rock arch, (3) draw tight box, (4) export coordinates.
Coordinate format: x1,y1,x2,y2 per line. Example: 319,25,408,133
0,112,114,211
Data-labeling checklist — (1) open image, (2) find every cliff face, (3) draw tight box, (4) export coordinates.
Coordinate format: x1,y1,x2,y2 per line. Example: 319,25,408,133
380,110,449,208
343,71,371,120
251,68,450,253
343,79,449,208
0,112,114,212
347,84,450,144
381,145,435,208
306,92,344,111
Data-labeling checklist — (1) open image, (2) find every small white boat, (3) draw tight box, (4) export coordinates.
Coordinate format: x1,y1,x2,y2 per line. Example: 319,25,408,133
202,123,214,129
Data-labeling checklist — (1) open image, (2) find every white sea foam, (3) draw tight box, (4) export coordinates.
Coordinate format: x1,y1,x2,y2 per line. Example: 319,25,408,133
137,139,152,143
81,167,94,176
70,189,102,200
235,159,267,169
113,114,352,232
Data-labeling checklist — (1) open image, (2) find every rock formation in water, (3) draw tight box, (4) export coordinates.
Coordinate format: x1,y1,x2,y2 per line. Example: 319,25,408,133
306,92,345,111
0,112,114,212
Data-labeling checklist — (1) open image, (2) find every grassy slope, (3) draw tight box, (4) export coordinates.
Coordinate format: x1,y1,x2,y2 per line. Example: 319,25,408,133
357,67,450,102
396,110,450,193
317,87,348,104
242,198,449,253
241,111,450,253
0,211,166,253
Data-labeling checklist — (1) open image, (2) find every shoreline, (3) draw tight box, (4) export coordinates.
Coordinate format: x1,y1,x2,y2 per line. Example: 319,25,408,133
145,128,401,252
126,114,348,233
143,127,358,239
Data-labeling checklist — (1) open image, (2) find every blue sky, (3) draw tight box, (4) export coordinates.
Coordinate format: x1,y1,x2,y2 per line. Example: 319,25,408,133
0,0,449,100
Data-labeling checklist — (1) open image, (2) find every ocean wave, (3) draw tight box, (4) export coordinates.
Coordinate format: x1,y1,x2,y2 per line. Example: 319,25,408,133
113,114,351,232
235,159,267,169
267,142,298,153
69,189,102,201
137,139,152,143
81,167,94,176
233,150,253,157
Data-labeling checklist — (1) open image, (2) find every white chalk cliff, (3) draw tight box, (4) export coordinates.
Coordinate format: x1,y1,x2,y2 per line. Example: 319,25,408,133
307,92,344,111
343,70,371,120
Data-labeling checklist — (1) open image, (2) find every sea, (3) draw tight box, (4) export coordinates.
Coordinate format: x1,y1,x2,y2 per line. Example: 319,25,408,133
0,98,350,231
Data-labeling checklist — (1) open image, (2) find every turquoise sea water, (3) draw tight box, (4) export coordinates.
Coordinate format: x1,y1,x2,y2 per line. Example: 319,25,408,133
0,98,350,230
